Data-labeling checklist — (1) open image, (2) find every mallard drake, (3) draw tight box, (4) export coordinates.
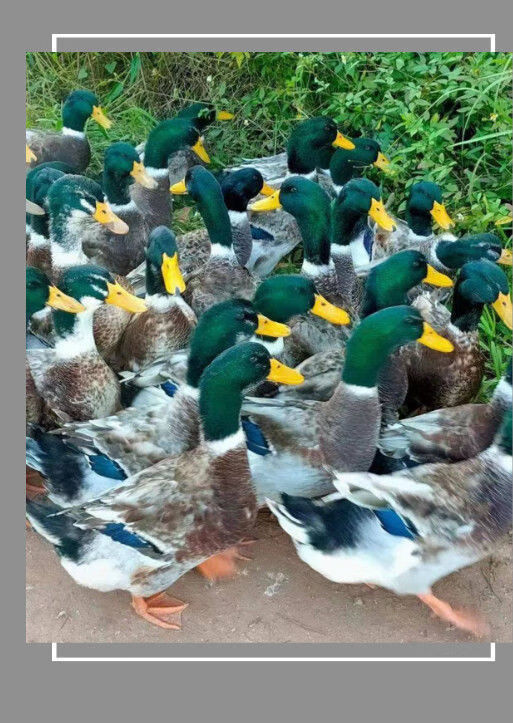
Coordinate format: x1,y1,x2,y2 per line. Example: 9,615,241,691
380,362,512,464
136,102,234,185
131,119,210,232
178,166,258,316
242,306,453,482
81,142,156,276
281,249,453,401
26,160,74,240
109,227,196,372
26,266,85,352
373,180,456,261
26,90,112,173
268,399,512,637
26,265,146,429
167,166,276,275
26,342,302,630
397,259,512,413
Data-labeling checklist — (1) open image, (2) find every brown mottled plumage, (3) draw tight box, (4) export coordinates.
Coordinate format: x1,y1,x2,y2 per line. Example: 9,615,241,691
184,257,256,317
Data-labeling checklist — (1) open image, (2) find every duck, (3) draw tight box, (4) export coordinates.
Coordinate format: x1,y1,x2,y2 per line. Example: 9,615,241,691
26,89,112,173
380,361,512,464
372,180,456,261
241,306,453,484
130,118,211,232
26,265,147,429
109,226,196,373
136,102,234,186
396,259,512,413
26,160,74,240
281,249,453,401
167,166,276,276
82,142,157,276
27,275,336,508
26,342,302,630
26,266,85,351
178,166,259,317
267,396,512,637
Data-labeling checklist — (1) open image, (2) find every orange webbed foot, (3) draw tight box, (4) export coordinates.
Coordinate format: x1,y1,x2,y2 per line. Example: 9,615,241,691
196,541,255,581
418,592,490,638
131,592,188,630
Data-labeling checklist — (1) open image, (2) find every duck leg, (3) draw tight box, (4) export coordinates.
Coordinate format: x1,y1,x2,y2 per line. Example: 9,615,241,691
131,593,188,630
196,541,254,581
417,592,490,637
26,467,46,499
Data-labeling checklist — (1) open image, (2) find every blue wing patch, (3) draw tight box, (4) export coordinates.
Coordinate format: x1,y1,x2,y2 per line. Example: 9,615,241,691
373,508,418,540
242,416,271,456
250,224,274,241
88,454,127,481
161,380,179,398
101,523,160,552
363,225,374,257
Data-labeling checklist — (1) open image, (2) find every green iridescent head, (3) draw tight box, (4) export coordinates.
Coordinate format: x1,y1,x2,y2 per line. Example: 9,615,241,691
406,181,454,236
61,90,112,133
287,117,354,174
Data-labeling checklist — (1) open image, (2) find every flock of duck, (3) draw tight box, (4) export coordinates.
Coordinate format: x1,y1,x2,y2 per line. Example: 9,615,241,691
25,89,512,637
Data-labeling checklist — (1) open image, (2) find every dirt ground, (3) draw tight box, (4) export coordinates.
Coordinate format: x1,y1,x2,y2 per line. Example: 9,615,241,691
26,511,512,644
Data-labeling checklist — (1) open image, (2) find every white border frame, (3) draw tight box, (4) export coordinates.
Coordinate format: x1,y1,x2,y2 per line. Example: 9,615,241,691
52,642,496,662
48,33,497,662
52,33,496,52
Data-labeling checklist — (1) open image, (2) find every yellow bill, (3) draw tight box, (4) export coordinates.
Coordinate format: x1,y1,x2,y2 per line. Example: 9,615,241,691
161,252,186,295
368,197,396,231
311,294,350,325
373,152,391,172
498,248,512,266
250,189,282,212
422,265,454,288
417,322,454,353
105,282,148,313
47,285,85,313
260,182,277,197
93,201,129,234
332,131,355,150
26,199,46,215
492,292,513,330
267,358,304,385
91,105,112,130
170,179,188,195
216,111,234,121
191,138,211,164
256,314,291,338
130,161,158,189
26,144,37,163
430,200,454,230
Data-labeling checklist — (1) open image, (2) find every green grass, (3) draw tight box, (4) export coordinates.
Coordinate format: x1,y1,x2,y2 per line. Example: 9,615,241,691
26,51,512,396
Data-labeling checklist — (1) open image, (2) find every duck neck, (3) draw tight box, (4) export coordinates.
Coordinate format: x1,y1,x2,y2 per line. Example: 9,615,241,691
342,330,396,388
103,169,131,206
61,104,87,134
50,211,90,272
53,306,97,359
199,378,244,451
199,192,235,259
450,281,483,332
361,273,409,319
406,208,432,237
